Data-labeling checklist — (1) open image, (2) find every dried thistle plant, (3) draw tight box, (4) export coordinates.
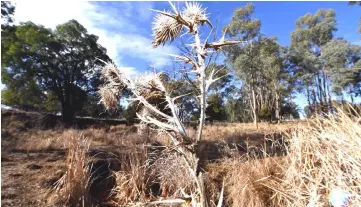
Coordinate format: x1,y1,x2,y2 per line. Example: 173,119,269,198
97,2,244,206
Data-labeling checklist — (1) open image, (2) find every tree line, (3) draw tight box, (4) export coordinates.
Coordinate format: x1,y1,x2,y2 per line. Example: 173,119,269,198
1,2,360,126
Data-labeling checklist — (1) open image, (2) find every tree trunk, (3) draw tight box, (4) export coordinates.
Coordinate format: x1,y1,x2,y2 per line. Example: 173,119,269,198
252,88,258,129
61,102,75,126
312,88,318,119
307,84,311,107
275,92,280,124
321,67,329,113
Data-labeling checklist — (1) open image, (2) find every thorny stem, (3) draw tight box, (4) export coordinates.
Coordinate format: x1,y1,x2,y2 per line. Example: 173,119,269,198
193,25,209,207
194,26,207,144
165,94,188,137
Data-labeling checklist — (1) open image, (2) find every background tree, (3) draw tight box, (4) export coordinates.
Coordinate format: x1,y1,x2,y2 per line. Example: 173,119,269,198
206,93,226,123
290,9,337,116
225,3,296,125
321,38,361,102
224,3,261,127
1,20,111,124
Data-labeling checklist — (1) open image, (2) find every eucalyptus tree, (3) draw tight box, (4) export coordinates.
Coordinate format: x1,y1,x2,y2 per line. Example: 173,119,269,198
321,39,361,102
224,3,295,124
259,37,292,123
290,9,337,115
98,2,242,206
224,3,261,127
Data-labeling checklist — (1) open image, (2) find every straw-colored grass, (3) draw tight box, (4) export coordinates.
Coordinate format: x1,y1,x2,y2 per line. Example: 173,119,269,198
50,131,92,206
225,157,285,207
266,110,361,207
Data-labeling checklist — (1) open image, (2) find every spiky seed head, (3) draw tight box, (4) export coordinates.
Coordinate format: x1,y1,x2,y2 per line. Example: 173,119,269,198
134,73,168,104
98,63,125,110
151,11,182,48
98,85,122,110
182,2,208,25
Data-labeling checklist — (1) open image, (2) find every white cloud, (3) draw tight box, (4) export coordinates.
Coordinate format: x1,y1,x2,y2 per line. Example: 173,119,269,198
13,1,176,73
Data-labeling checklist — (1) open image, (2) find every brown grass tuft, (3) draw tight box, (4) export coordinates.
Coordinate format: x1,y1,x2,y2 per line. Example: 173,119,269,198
51,131,92,206
112,146,152,205
225,157,284,207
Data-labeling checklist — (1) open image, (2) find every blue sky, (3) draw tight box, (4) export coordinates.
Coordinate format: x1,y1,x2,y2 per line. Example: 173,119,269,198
6,1,361,115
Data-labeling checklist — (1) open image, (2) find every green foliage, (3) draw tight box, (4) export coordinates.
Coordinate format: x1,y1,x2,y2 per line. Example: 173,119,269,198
224,86,253,123
281,102,300,119
124,103,137,124
291,9,337,49
321,39,361,96
1,20,111,123
259,105,272,121
225,3,261,41
1,70,47,109
44,91,60,112
206,93,225,122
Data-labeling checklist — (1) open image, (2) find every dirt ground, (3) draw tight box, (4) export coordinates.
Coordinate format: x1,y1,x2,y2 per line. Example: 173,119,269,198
1,149,66,207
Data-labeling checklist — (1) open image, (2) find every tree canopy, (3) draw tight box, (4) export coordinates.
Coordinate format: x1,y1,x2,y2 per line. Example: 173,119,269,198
1,19,111,123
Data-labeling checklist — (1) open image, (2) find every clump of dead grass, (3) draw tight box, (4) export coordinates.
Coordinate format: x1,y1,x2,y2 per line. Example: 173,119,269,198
267,109,361,207
51,131,92,206
225,156,284,207
112,146,153,205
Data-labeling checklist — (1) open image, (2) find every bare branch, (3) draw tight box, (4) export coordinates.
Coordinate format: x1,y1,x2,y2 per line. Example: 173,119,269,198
167,53,198,68
205,40,244,51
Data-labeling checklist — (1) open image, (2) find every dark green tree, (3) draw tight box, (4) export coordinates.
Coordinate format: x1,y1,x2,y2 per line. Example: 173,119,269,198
1,20,111,124
206,93,225,123
321,38,361,101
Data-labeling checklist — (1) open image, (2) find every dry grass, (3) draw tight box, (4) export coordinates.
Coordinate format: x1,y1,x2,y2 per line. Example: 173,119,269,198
50,131,92,206
265,110,361,207
3,109,361,207
224,157,285,207
112,146,152,205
